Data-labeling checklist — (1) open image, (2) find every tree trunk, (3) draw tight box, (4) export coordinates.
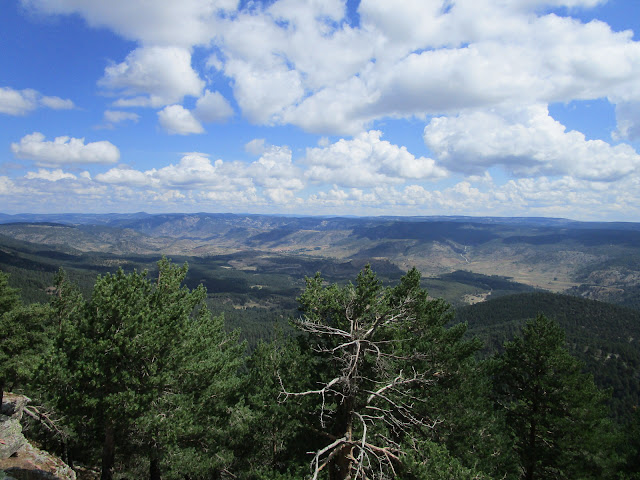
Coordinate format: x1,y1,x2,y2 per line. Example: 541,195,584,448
101,423,116,480
329,399,355,480
149,444,162,480
524,425,536,480
524,406,537,480
0,379,4,407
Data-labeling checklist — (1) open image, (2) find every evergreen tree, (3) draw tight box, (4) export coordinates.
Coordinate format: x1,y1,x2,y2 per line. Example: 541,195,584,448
235,332,318,479
491,314,616,479
0,270,52,406
0,271,20,316
43,258,245,480
49,267,85,328
284,266,487,479
619,406,640,479
158,306,246,479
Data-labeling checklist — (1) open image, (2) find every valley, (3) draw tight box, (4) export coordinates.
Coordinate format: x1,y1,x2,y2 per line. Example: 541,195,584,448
1,212,639,307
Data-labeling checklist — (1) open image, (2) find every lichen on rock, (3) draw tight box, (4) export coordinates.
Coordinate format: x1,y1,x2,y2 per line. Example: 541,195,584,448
0,393,75,480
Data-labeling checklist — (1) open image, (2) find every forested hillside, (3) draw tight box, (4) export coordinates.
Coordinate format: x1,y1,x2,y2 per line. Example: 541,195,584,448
2,262,639,479
457,292,640,421
0,229,540,345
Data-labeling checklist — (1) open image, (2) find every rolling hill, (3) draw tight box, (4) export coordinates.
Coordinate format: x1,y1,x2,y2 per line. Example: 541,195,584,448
1,213,639,306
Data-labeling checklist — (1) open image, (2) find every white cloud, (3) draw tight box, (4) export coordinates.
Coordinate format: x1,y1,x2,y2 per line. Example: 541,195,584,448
0,86,74,115
99,46,204,108
0,87,36,115
11,132,120,166
305,130,448,188
423,104,640,181
104,110,140,124
157,105,204,135
207,0,640,134
302,173,638,219
39,95,74,110
199,187,259,206
96,154,250,191
153,155,224,187
263,187,296,204
95,167,156,188
94,148,303,203
249,145,304,190
10,0,640,218
150,189,187,202
23,0,640,136
613,102,640,141
245,138,266,155
22,0,237,47
25,168,77,181
0,176,16,195
317,137,330,147
225,59,305,124
193,90,234,123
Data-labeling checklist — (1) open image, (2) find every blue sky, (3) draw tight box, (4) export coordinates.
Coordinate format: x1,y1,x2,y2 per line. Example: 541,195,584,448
1,0,640,220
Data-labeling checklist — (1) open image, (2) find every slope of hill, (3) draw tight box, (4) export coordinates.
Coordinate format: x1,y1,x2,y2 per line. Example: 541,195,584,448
1,212,639,307
456,291,640,420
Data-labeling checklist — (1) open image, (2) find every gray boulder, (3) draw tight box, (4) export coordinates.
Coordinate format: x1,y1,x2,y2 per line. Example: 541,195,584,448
0,393,75,480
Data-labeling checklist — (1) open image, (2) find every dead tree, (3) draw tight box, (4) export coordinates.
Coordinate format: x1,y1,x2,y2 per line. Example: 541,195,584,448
281,266,463,480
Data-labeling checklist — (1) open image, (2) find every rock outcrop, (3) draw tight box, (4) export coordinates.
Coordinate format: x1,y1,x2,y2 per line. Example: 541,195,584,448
0,393,75,480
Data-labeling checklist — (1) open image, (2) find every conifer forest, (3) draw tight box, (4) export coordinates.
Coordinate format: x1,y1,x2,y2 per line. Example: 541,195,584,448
2,257,640,479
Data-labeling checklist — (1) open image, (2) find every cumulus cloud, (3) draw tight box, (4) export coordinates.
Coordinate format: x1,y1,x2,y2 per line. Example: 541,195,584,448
199,187,259,206
423,104,640,181
99,46,204,108
0,87,37,115
153,155,229,187
245,138,267,155
22,0,237,47
158,105,204,135
94,166,155,188
0,86,74,115
25,168,77,181
0,176,16,195
208,0,640,134
613,102,640,141
96,149,303,197
305,130,448,188
22,0,640,136
249,145,304,190
39,95,74,110
225,59,305,124
96,154,250,191
11,0,640,218
104,110,140,124
11,132,120,166
302,174,636,219
193,90,234,123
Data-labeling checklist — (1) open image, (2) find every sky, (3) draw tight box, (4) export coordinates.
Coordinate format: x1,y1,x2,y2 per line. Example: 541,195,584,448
1,0,640,220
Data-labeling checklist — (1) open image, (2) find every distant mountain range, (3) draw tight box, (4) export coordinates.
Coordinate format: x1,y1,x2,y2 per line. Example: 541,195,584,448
1,212,639,308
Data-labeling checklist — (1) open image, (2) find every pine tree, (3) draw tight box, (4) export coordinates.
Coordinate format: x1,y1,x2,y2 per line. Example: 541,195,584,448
283,265,485,479
0,271,52,406
158,306,246,479
235,331,318,479
491,314,615,479
0,271,20,316
44,258,245,480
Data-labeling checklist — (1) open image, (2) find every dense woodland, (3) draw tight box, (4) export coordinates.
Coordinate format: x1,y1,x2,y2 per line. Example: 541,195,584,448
2,258,640,480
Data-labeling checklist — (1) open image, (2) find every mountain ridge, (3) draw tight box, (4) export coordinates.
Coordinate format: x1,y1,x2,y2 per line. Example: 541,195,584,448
0,212,639,306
